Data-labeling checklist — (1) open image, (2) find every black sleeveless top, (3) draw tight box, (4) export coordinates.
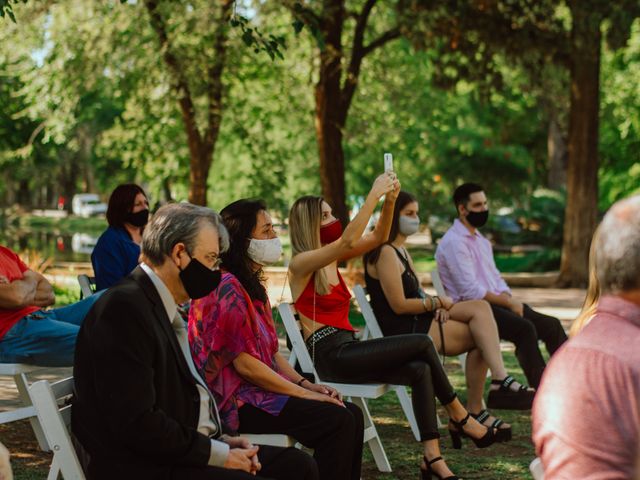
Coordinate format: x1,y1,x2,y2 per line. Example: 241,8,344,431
364,245,434,336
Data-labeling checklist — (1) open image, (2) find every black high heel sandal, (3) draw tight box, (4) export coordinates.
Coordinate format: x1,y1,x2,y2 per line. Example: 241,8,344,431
470,409,512,442
487,375,535,410
448,412,497,449
420,456,458,480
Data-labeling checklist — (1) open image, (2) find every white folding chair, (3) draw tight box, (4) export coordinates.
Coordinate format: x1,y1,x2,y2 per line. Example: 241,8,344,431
430,269,469,372
530,457,544,480
77,275,96,299
0,363,49,450
353,284,433,437
28,378,85,479
240,433,296,448
278,303,392,473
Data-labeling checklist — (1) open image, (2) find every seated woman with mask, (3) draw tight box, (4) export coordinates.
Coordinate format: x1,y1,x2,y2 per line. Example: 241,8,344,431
288,175,498,480
188,199,364,480
91,184,149,291
364,191,536,441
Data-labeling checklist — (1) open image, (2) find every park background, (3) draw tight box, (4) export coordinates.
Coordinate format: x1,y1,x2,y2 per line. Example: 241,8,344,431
0,0,639,478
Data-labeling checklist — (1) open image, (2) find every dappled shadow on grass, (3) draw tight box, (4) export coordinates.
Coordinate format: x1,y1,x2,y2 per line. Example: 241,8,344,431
361,351,535,479
0,420,51,479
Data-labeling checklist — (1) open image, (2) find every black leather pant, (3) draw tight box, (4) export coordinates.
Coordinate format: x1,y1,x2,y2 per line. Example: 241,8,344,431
311,330,456,441
491,303,568,388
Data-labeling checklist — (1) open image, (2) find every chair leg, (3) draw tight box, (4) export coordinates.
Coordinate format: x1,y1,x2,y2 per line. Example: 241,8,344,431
349,396,392,473
15,372,49,451
46,456,61,480
394,386,421,442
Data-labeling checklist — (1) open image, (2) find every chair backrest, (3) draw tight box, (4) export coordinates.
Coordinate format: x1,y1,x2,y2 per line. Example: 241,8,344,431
277,303,319,382
28,378,85,479
352,285,384,340
430,268,447,297
529,457,544,480
77,275,96,300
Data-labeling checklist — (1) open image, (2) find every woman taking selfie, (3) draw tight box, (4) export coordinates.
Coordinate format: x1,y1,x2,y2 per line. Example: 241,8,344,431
287,173,496,480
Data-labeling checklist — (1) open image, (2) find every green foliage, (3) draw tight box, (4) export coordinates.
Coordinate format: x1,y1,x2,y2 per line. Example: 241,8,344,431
0,0,26,22
0,0,639,247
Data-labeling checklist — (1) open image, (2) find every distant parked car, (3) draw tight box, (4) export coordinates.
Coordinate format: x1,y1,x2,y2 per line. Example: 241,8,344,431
72,194,107,218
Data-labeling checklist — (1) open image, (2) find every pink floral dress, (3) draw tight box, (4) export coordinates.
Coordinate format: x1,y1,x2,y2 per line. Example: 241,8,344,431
188,271,289,433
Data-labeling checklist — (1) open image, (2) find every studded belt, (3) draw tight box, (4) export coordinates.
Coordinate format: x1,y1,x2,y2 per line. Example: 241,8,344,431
305,326,340,350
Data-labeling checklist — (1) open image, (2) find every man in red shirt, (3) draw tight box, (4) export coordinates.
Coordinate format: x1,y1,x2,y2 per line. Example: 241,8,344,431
0,246,100,366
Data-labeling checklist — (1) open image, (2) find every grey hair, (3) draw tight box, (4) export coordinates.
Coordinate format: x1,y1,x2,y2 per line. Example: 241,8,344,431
595,195,640,294
141,202,229,266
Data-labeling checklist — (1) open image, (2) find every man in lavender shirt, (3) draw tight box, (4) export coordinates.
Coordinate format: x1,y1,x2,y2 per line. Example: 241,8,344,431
533,194,640,479
435,183,567,390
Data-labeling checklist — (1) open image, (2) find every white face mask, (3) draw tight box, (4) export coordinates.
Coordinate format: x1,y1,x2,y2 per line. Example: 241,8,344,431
399,215,420,236
247,237,283,265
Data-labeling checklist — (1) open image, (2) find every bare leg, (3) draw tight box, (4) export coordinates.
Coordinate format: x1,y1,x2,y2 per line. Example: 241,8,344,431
422,439,455,478
464,348,488,413
446,300,509,380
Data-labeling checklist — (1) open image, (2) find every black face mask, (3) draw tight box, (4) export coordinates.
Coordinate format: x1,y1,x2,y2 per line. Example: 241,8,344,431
178,254,221,299
466,210,489,228
125,209,149,228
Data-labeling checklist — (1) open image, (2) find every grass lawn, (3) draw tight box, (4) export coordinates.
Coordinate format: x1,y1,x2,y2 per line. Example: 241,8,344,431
0,350,536,479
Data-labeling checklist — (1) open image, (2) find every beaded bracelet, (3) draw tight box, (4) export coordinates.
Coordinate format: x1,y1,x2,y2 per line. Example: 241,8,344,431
433,295,441,309
430,296,436,311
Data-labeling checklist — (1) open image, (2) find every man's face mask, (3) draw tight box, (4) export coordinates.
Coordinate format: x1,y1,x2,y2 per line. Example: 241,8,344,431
178,252,221,299
466,209,489,228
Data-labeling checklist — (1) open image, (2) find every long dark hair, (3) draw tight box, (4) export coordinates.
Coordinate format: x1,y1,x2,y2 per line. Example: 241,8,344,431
106,183,147,228
364,190,417,266
220,198,268,303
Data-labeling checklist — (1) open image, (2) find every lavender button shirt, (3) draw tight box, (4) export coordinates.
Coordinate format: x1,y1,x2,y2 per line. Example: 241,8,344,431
435,219,510,302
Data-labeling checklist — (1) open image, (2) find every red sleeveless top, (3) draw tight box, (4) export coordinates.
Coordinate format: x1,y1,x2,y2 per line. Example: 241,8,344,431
294,270,355,332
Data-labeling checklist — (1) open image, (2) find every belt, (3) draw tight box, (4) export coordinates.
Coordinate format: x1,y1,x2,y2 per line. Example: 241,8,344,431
305,326,340,350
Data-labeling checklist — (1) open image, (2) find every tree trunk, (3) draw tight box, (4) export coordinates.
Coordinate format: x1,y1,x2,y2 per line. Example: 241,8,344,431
188,143,214,206
145,0,230,207
315,83,348,226
547,117,568,190
557,3,601,287
314,0,349,225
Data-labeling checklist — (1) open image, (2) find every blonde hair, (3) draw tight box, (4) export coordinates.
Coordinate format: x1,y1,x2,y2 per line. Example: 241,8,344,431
289,195,331,295
570,225,601,336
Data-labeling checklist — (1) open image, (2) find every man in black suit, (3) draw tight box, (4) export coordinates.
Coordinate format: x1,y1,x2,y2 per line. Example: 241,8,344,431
73,203,318,480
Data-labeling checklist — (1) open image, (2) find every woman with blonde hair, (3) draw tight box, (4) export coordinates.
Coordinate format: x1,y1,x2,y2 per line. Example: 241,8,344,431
287,173,496,480
569,226,601,337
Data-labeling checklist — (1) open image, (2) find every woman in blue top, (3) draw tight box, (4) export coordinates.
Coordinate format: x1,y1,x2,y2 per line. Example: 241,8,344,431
91,184,149,291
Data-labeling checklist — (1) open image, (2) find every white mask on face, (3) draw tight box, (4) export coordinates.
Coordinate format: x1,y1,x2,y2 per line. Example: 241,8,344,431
247,237,283,265
399,215,420,236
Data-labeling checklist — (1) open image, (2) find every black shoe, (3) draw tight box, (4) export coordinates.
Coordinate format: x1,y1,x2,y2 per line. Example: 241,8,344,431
470,409,512,442
448,412,497,449
421,456,458,480
487,376,535,410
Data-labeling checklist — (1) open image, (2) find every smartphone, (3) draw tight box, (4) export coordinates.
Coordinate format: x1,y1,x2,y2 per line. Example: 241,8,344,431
384,153,394,173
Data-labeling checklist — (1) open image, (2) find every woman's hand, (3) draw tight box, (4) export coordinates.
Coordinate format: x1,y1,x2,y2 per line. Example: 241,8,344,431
305,382,343,402
369,172,396,200
299,385,344,406
438,295,454,310
435,308,450,324
387,175,401,201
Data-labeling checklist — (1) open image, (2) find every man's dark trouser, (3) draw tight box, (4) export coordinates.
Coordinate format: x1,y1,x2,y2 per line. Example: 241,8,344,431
491,303,568,389
171,444,319,480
